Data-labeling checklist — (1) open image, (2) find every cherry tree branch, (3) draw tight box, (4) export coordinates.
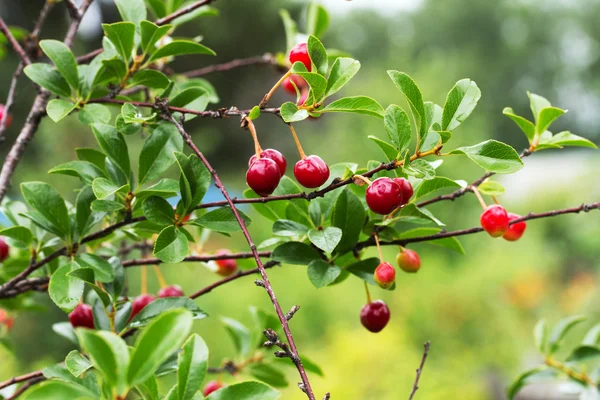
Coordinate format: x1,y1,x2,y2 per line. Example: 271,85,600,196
0,371,44,391
121,251,271,267
162,108,317,400
408,341,431,400
6,376,45,400
0,18,31,66
182,53,279,78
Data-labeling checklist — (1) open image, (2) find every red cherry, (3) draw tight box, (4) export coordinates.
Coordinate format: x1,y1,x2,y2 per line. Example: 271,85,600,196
288,43,311,71
131,294,155,319
282,75,307,95
203,380,224,396
246,157,281,197
393,178,414,205
396,249,421,273
0,237,9,262
294,155,330,188
365,178,403,215
69,304,94,329
374,262,395,289
182,214,191,223
360,300,390,333
215,249,238,277
158,285,184,298
0,104,12,129
480,204,509,238
249,149,287,177
0,309,14,331
503,213,527,241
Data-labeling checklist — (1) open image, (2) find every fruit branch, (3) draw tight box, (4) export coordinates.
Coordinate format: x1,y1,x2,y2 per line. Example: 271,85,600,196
160,105,318,400
182,53,279,78
0,371,44,391
408,341,431,400
0,18,31,66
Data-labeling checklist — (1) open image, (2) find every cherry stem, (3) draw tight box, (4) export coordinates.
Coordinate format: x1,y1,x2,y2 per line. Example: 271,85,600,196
260,70,292,108
245,118,263,157
363,281,372,304
153,265,168,289
374,233,384,263
141,265,148,294
289,124,306,159
471,186,487,210
353,174,373,186
492,195,500,205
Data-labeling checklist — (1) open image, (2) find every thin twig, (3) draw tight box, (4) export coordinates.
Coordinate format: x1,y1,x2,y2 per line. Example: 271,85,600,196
408,342,431,400
0,63,24,142
6,377,46,400
0,17,31,65
122,251,272,267
182,53,278,78
155,0,216,25
0,371,44,391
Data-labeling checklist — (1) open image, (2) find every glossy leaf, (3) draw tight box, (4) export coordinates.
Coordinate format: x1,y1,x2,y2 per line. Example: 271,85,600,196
130,69,171,89
177,334,209,400
24,63,72,98
75,253,116,283
92,178,129,200
79,104,112,126
39,39,79,90
196,207,252,233
114,0,147,26
325,57,360,98
320,96,385,118
65,350,93,377
143,196,176,226
387,70,426,140
306,3,329,37
384,104,412,152
272,242,321,265
92,123,131,179
449,140,523,174
21,182,71,239
205,381,279,400
149,40,216,62
332,189,365,253
102,22,136,62
154,226,189,263
273,220,309,237
140,21,173,55
413,177,463,199
49,262,85,313
308,227,342,253
280,102,309,123
128,297,207,329
22,381,93,400
0,226,32,246
307,35,327,76
441,78,481,131
307,260,341,288
47,99,76,123
548,315,586,354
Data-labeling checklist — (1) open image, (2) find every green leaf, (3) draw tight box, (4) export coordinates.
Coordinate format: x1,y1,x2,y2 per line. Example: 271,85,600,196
503,107,535,142
346,258,386,288
149,40,216,62
273,220,309,237
92,178,129,200
177,334,209,400
21,182,71,239
449,140,523,174
248,364,288,388
24,63,71,97
320,96,384,118
114,0,147,26
477,180,505,196
22,381,93,400
583,323,600,346
138,124,183,185
75,254,115,283
39,40,79,90
129,69,170,89
79,104,112,126
65,350,93,377
527,92,551,124
91,123,131,179
121,102,155,124
135,178,179,202
387,70,426,142
441,79,481,131
143,196,176,226
566,345,600,362
539,131,597,149
308,227,342,253
78,329,130,395
140,20,172,55
290,62,328,100
536,107,565,134
128,297,207,328
49,262,85,313
97,57,128,84
145,0,166,18
128,309,193,387
306,3,329,38
307,260,341,288
397,203,444,226
414,177,462,199
0,226,32,246
405,159,435,180
91,199,125,212
46,99,76,123
280,102,309,123
548,315,587,354
384,104,412,152
221,317,252,357
205,381,279,400
136,375,159,400
368,136,399,162
279,10,298,53
154,226,189,263
102,22,136,62
397,228,464,254
272,242,321,265
174,152,211,211
325,57,360,98
247,106,261,120
76,185,101,237
307,35,327,76
332,189,365,253
196,207,252,233
506,367,554,400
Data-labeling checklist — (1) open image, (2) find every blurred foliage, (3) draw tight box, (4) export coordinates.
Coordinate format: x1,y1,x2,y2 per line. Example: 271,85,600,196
0,0,599,399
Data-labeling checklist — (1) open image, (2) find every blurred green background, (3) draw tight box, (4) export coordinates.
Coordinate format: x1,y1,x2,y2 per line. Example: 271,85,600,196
1,0,600,398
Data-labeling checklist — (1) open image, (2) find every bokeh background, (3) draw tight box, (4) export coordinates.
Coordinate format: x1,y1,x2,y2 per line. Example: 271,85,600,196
1,0,600,399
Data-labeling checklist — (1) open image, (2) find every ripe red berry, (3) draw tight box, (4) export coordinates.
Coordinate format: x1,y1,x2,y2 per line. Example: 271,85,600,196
158,285,184,298
396,249,421,273
182,214,191,223
393,178,414,205
249,149,287,177
503,213,527,241
282,75,307,95
69,304,94,329
288,43,311,71
480,204,509,238
374,262,395,289
360,300,390,333
215,249,238,277
365,178,403,215
0,104,12,129
131,294,155,319
0,309,14,331
294,155,330,188
246,157,281,196
0,237,9,262
203,380,224,396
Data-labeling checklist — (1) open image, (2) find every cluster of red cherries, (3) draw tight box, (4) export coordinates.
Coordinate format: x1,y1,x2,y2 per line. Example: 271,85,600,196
246,43,330,196
480,204,527,241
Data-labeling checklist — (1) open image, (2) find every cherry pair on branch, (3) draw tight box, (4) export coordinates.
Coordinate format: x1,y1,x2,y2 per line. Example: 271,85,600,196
477,188,527,241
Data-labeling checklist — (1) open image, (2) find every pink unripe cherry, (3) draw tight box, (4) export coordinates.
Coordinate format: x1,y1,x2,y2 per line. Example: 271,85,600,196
396,249,421,273
215,249,238,277
480,204,509,238
374,262,395,289
360,300,390,333
203,380,224,396
131,294,155,320
294,155,330,188
158,285,184,298
69,304,94,329
503,213,527,241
